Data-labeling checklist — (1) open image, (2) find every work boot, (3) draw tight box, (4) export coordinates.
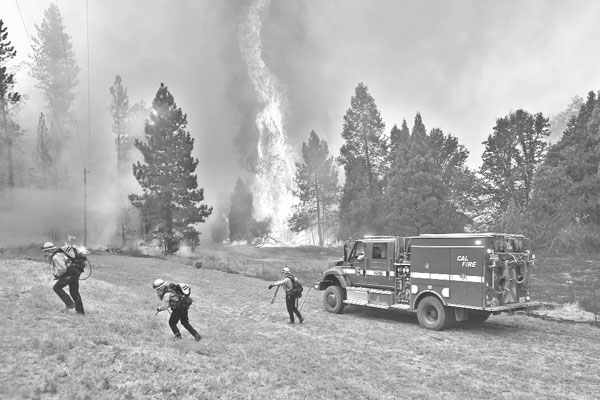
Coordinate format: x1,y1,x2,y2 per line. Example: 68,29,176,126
299,316,305,324
61,304,75,313
194,333,202,342
174,333,182,339
288,321,295,325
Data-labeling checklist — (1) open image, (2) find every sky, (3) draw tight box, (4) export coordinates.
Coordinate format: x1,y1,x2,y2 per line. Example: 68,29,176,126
2,0,600,246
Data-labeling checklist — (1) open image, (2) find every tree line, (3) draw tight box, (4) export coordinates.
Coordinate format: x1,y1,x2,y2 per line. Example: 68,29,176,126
2,6,598,253
262,82,597,253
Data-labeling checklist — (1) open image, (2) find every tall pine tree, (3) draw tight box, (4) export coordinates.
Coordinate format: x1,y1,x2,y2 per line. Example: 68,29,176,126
382,113,471,235
229,177,254,243
289,131,339,246
130,83,212,255
29,4,80,163
109,74,130,176
526,91,600,252
0,19,22,188
337,83,387,239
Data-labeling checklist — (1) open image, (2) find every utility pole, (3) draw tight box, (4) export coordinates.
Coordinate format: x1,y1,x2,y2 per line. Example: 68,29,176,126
84,168,88,247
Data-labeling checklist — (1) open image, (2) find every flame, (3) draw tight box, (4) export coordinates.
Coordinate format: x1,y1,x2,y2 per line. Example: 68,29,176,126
239,0,297,241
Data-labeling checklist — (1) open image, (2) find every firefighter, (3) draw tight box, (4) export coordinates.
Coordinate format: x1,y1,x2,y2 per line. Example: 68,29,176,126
268,267,304,324
42,242,85,315
356,248,366,261
153,279,202,341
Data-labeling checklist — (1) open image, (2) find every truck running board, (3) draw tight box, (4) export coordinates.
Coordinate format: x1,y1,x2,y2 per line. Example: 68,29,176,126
344,299,390,309
390,304,411,311
344,287,412,310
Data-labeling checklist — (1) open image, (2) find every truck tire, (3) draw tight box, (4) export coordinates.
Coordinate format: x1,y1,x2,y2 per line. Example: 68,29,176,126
323,286,345,314
416,296,448,330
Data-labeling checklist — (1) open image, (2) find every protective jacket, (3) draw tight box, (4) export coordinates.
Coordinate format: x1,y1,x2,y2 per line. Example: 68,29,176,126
50,251,69,278
272,275,293,293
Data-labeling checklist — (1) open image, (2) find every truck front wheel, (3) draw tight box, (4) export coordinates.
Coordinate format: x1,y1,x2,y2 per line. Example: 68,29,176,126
417,296,448,330
323,286,345,314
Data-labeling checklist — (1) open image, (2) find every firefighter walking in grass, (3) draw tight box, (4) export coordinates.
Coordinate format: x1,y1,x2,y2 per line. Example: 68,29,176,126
269,267,304,324
42,242,85,315
153,279,202,341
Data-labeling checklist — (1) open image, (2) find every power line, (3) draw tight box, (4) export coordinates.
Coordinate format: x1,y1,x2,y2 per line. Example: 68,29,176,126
86,0,91,172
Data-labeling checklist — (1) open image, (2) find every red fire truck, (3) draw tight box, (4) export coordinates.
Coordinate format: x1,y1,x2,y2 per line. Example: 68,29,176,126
314,233,535,330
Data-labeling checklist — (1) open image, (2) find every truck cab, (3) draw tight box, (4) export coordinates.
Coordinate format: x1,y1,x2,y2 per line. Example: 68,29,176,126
316,233,535,330
343,236,398,289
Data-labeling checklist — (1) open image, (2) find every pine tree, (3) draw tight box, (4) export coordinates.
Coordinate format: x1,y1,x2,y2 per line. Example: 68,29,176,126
0,19,22,188
129,83,212,255
29,4,80,157
289,131,339,246
389,120,410,158
229,177,254,243
30,112,57,187
480,109,549,213
526,91,600,252
382,114,470,235
549,95,583,141
109,75,130,176
338,83,387,238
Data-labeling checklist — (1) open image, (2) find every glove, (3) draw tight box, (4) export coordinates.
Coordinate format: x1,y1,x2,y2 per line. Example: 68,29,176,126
156,307,161,312
268,285,273,290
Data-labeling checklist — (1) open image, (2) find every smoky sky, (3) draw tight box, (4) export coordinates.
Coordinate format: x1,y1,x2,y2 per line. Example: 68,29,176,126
3,0,600,245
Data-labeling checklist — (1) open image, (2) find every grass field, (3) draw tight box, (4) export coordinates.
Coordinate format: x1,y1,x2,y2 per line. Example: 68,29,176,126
1,246,599,399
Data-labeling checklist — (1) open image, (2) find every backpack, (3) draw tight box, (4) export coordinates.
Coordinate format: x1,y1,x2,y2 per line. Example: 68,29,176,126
288,275,304,298
61,247,87,272
167,283,193,310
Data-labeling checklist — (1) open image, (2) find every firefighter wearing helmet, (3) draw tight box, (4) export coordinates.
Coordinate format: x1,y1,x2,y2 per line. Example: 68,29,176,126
268,267,304,324
42,241,85,315
153,278,202,341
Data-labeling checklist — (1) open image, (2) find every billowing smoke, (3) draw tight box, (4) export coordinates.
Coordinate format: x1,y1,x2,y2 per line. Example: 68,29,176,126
238,0,297,241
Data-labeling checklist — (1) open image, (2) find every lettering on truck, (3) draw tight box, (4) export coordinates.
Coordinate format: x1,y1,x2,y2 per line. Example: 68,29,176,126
456,255,477,268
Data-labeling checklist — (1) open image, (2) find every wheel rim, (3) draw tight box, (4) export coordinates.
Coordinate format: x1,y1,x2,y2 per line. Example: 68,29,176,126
424,305,438,324
326,292,338,308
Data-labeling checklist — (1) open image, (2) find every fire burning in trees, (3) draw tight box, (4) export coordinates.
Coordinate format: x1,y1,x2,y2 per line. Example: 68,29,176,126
239,0,297,242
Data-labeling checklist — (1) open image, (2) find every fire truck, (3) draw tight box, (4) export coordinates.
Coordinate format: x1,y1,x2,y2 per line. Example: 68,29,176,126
314,233,535,330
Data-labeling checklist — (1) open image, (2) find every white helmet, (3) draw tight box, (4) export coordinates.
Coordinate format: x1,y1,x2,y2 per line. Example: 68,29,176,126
152,278,168,291
42,242,57,252
281,267,290,275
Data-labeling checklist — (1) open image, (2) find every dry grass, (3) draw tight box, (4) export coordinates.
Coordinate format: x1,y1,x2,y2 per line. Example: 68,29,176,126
1,250,599,400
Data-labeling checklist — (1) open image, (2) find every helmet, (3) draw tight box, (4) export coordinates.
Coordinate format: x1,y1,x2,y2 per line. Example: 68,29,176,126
281,267,290,275
152,279,168,290
42,242,57,252
63,244,73,254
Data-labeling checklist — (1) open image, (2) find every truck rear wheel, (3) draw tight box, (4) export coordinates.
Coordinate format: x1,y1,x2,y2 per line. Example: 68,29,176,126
417,296,448,330
323,286,345,314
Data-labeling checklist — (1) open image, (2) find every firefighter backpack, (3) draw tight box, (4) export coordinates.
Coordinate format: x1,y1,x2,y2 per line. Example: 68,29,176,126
167,283,193,310
62,247,87,272
289,275,304,298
